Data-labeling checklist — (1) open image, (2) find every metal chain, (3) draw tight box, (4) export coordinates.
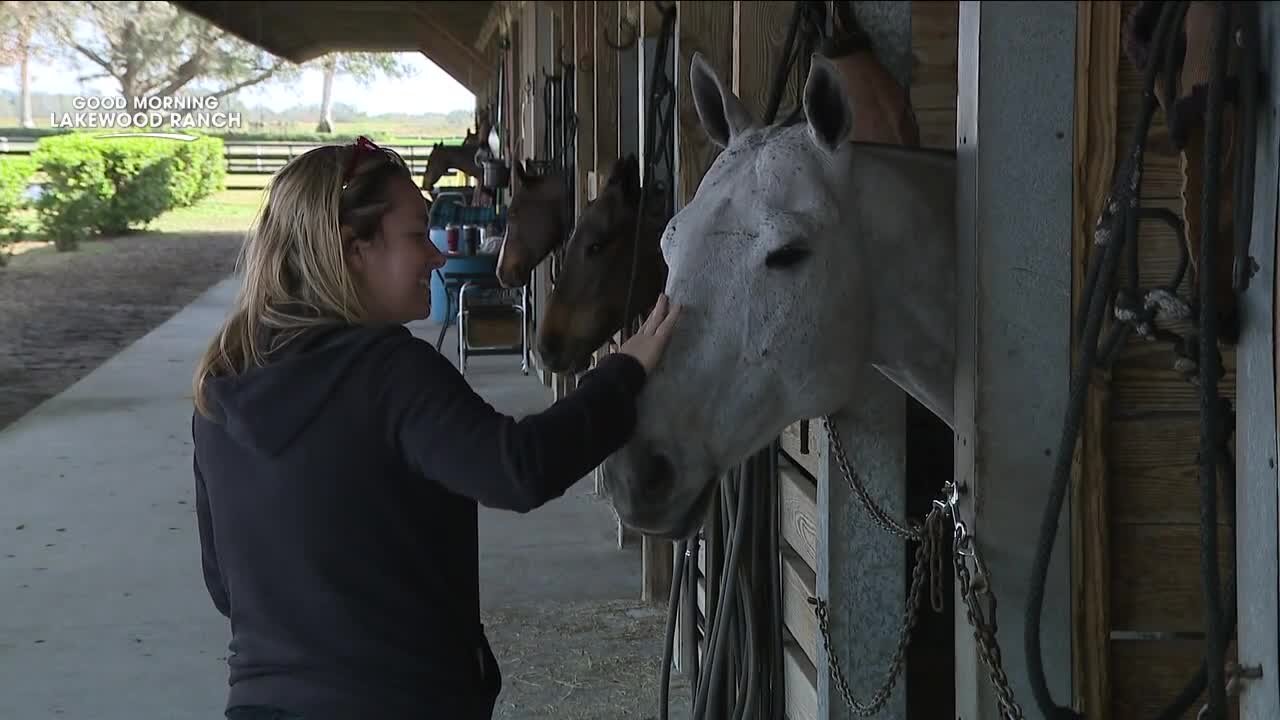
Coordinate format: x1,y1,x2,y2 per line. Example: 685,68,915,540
809,508,945,716
824,415,922,541
813,415,1026,719
954,524,1025,719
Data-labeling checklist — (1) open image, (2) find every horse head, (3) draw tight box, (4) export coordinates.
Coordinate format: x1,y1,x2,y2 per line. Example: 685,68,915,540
496,161,570,288
423,140,469,191
598,52,958,539
535,154,671,373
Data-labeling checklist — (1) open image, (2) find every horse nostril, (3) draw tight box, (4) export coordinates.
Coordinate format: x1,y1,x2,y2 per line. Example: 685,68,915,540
643,452,675,501
540,334,563,361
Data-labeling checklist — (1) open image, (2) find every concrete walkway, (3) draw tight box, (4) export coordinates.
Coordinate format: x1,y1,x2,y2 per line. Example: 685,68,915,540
0,276,645,719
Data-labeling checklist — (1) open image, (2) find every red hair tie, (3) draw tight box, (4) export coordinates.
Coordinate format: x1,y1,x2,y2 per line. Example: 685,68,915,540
343,135,382,184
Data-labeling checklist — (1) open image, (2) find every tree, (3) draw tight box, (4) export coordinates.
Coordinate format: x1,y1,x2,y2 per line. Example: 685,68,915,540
0,1,73,127
313,52,417,133
40,1,300,103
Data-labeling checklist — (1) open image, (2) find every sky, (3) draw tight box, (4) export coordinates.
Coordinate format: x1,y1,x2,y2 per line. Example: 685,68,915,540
0,50,475,116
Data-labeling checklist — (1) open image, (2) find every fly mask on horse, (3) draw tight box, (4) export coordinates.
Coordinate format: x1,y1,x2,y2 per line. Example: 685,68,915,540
495,161,570,289
536,154,671,374
599,52,958,539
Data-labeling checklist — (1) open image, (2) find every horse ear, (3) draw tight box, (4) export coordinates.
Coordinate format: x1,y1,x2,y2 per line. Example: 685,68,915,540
690,51,755,149
607,154,641,198
514,160,532,187
802,53,854,154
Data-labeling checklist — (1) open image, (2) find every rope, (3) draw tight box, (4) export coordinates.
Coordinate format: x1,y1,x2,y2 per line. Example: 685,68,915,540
1193,5,1232,714
1024,2,1250,718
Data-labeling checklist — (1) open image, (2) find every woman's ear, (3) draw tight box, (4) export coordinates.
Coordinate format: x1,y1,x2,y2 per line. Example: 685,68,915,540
342,225,368,272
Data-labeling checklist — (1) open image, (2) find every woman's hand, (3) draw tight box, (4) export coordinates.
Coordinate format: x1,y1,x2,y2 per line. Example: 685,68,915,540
618,294,681,373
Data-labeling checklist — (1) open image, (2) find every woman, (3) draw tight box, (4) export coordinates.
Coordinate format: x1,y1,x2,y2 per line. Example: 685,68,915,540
191,137,680,720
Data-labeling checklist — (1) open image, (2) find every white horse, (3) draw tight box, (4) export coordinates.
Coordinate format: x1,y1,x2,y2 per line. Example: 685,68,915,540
599,52,958,539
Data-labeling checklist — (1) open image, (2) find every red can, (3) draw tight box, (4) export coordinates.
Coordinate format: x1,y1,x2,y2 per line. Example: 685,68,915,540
445,225,460,253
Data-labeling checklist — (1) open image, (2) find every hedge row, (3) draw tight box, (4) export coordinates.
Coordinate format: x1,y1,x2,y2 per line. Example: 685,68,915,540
0,155,34,236
1,132,226,251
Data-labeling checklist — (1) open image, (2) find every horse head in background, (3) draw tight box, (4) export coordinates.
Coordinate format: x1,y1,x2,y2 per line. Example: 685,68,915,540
421,128,483,192
819,1,920,147
535,154,671,374
495,161,571,288
599,52,958,539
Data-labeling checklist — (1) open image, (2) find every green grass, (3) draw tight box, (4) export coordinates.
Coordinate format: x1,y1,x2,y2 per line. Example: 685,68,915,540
149,188,265,233
2,186,265,266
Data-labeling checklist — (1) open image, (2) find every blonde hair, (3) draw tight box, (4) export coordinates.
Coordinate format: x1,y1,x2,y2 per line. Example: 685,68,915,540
193,141,414,419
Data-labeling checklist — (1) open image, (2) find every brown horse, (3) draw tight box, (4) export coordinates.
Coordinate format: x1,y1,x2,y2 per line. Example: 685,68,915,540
494,161,571,288
421,130,480,191
421,109,498,196
535,154,669,374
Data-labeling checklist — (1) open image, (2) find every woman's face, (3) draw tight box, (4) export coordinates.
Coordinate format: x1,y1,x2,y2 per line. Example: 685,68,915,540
349,174,446,325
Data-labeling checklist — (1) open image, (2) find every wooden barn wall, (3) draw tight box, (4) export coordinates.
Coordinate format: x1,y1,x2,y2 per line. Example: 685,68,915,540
1072,2,1241,717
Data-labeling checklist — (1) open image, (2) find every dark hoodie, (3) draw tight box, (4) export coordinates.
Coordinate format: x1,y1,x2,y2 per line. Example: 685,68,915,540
192,322,647,720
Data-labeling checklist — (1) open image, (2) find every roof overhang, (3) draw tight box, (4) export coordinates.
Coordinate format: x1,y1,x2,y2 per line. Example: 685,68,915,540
169,1,496,93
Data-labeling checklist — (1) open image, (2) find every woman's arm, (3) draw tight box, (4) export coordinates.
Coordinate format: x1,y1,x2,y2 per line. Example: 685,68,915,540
192,441,231,618
373,332,647,513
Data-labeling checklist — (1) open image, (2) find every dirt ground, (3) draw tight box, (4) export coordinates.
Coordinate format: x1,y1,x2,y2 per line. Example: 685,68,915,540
0,230,693,718
0,231,245,431
486,599,692,720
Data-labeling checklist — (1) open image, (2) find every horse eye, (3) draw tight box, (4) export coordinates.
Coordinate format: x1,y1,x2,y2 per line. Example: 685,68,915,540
586,241,605,256
765,244,811,269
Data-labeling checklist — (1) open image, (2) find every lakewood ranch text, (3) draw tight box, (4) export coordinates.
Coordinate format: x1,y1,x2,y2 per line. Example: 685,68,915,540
49,94,242,130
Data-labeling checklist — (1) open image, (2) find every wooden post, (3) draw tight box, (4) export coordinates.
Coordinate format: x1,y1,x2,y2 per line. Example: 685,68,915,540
552,3,580,403
673,1,733,209
594,1,620,184
1235,4,1280,718
953,2,1076,715
530,2,556,390
617,1,640,161
587,1,639,552
1069,2,1120,716
575,1,595,220
594,0,621,373
506,14,522,170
